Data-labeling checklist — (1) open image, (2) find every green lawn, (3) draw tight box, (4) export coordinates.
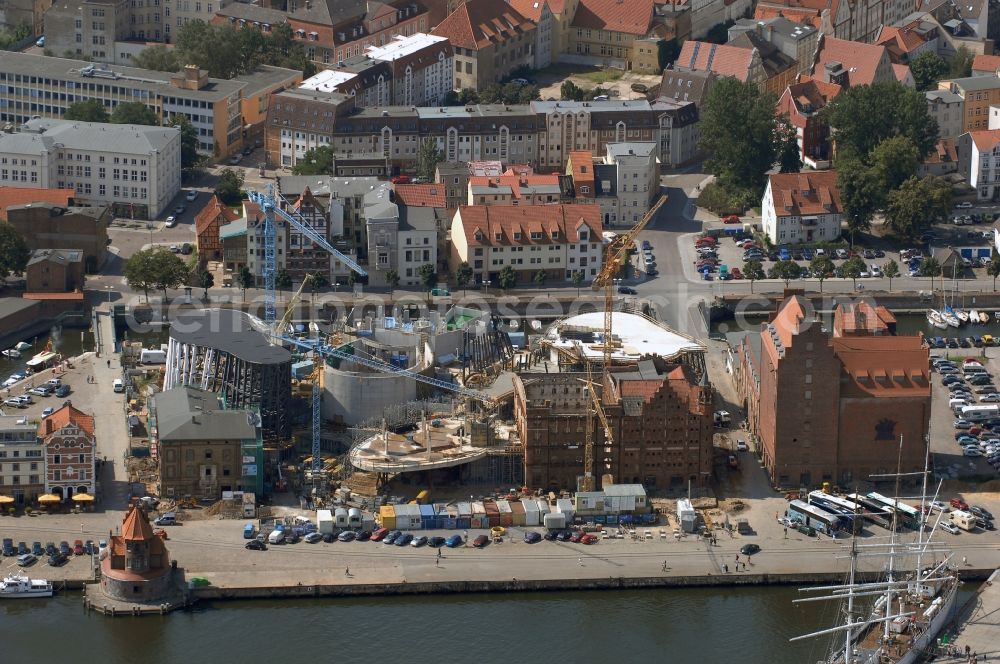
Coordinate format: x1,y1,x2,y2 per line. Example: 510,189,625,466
577,69,624,84
535,63,623,84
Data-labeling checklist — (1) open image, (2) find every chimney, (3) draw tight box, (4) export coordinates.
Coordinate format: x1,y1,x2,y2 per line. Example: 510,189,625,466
171,65,210,91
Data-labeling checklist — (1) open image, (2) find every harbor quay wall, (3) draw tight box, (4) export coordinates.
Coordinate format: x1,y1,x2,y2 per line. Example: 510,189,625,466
189,569,995,602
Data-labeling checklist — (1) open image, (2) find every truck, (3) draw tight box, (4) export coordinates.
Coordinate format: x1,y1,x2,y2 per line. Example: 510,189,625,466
139,348,167,364
950,509,977,532
317,509,335,535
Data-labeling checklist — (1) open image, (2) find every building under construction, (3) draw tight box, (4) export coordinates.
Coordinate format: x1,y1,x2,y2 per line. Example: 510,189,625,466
164,309,292,441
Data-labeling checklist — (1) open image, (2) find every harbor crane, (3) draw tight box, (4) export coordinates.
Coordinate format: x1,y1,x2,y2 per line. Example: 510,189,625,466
247,185,493,477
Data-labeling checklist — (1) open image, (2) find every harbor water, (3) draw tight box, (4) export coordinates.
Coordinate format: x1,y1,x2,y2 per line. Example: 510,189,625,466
0,587,975,662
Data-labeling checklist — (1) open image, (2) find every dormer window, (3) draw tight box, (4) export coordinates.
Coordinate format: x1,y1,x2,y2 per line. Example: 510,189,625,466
579,231,588,240
530,231,543,240
513,232,522,240
552,231,560,240
494,232,503,241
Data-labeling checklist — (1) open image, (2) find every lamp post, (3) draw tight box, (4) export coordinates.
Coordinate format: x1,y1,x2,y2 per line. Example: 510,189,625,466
484,279,491,295
146,221,153,248
106,285,112,304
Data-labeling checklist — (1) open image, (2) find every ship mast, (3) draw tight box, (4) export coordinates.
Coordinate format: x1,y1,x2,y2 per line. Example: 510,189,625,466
883,435,904,642
844,532,858,664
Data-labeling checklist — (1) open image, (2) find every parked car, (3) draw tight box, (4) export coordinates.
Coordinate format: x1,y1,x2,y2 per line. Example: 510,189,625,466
48,552,68,566
356,530,372,541
580,534,598,544
303,532,322,543
411,535,428,547
428,536,446,547
338,530,357,542
740,543,761,556
245,539,267,550
73,539,85,555
950,498,970,511
16,553,37,566
722,214,741,224
955,201,974,209
228,155,241,165
971,506,994,520
390,174,411,184
445,534,463,548
185,190,199,202
617,286,638,295
395,533,413,546
523,532,542,544
58,541,70,556
31,542,43,556
55,384,71,397
472,535,489,548
370,527,389,542
383,530,401,545
164,216,177,228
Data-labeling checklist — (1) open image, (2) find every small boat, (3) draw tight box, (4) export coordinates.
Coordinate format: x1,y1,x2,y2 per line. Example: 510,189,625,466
13,341,30,351
953,308,969,323
1,349,20,359
25,351,57,371
940,308,961,328
969,309,981,323
926,310,948,329
0,573,53,598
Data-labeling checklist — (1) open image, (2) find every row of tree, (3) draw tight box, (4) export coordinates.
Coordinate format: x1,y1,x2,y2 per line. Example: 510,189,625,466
131,21,315,79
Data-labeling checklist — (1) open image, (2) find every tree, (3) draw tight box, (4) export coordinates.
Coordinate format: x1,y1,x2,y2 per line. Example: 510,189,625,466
293,145,334,176
236,266,254,300
776,115,802,174
772,259,803,288
560,80,584,101
498,265,517,291
275,269,292,294
571,270,586,295
454,262,473,294
810,255,835,293
823,82,938,161
842,256,866,291
65,99,109,123
657,39,681,71
883,259,900,292
700,78,780,196
149,249,190,301
214,167,245,205
385,269,400,296
870,136,920,192
989,256,1000,290
175,21,244,79
837,158,883,242
920,256,942,291
123,248,156,301
743,260,765,293
909,51,949,91
885,175,952,240
416,138,444,182
417,263,437,294
533,269,548,289
131,44,180,72
347,270,359,288
950,46,974,78
310,273,329,296
704,20,734,44
110,101,159,126
0,224,30,279
198,269,214,299
170,115,201,169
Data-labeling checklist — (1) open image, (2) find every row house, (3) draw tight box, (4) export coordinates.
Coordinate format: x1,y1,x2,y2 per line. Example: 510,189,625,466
594,142,659,227
753,0,913,44
761,170,843,245
940,75,1000,133
195,195,240,261
926,88,966,139
449,203,603,285
467,170,565,206
568,0,672,70
810,35,898,88
40,403,96,500
0,415,45,507
776,78,841,169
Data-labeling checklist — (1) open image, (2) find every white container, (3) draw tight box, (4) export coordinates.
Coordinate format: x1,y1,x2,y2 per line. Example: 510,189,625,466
523,500,540,526
317,509,335,534
335,507,349,528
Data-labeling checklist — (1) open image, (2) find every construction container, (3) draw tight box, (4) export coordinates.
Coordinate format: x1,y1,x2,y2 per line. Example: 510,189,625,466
555,498,575,522
317,509,335,535
419,504,435,529
606,515,618,525
511,501,527,527
348,507,362,527
543,512,566,529
291,360,314,379
537,499,551,517
379,505,397,530
335,507,349,528
677,498,697,533
497,500,513,527
574,491,605,513
395,504,422,530
481,501,497,528
457,502,472,529
523,500,540,526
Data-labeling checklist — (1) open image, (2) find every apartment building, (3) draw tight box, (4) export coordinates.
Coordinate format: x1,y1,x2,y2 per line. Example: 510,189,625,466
296,33,453,107
926,88,966,139
810,35,896,88
165,0,234,41
431,0,537,90
761,170,843,245
596,142,658,226
3,201,110,270
675,40,767,88
956,128,1000,200
941,75,1000,133
0,415,45,507
568,0,670,69
450,203,603,284
359,181,441,287
40,403,96,501
0,53,301,157
0,117,180,218
467,170,564,205
507,0,554,69
777,78,841,169
728,16,819,73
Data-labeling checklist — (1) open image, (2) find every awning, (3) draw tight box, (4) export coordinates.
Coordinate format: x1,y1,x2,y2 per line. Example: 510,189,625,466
37,494,61,503
0,495,14,504
72,493,95,502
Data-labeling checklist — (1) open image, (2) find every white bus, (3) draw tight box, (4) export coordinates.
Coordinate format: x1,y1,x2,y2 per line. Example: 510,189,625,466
960,404,1000,421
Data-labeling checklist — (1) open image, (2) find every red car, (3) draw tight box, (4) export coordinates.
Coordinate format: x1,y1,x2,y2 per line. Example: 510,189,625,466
370,527,389,542
390,175,411,184
695,238,717,246
73,539,85,555
722,214,741,224
569,531,584,543
950,498,969,511
730,268,744,279
580,534,598,545
472,535,489,548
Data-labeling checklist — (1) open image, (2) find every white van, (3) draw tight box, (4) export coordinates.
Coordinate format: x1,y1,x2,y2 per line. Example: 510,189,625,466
112,378,124,393
950,398,970,410
268,527,285,544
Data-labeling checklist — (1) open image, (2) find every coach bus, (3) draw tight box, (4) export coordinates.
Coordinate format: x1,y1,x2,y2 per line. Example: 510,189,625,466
807,491,864,535
787,499,845,533
866,492,921,529
846,493,896,530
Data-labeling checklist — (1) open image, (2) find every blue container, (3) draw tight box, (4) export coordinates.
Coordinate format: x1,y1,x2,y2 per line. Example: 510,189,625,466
456,517,471,530
444,518,457,529
606,515,618,525
595,515,606,524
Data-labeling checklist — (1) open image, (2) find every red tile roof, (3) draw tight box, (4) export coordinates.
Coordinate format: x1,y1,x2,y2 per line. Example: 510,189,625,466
394,183,447,208
754,3,822,25
972,54,1000,74
571,0,654,35
568,151,595,198
677,41,754,81
195,194,240,235
506,0,547,21
924,138,958,165
121,504,157,542
431,0,535,50
456,204,602,247
968,129,1000,152
832,335,930,397
892,63,913,85
875,26,927,54
619,378,664,400
39,403,95,438
780,78,841,123
0,187,75,221
813,37,889,87
769,294,812,349
768,170,842,219
468,172,561,199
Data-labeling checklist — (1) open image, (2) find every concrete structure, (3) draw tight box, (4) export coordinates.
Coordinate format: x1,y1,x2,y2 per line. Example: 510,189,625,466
776,78,840,170
431,0,536,90
3,202,110,271
0,53,300,157
99,504,173,604
0,415,45,507
39,402,95,501
737,293,931,488
957,128,1000,200
941,75,1000,133
163,309,292,441
761,170,843,245
0,118,180,218
150,386,262,499
450,203,603,284
25,248,84,293
926,88,966,140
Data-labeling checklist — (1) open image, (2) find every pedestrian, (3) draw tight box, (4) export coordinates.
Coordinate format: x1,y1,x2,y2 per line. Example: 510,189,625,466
784,527,788,538
662,560,668,571
435,558,439,567
106,359,111,368
437,549,441,559
80,523,84,533
345,566,350,576
963,556,969,566
966,645,972,657
578,558,583,566
747,555,752,566
722,563,728,573
735,555,740,565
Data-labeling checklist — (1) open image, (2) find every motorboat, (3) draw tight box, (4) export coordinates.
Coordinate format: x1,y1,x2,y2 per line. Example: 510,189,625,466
0,573,53,598
926,310,948,330
14,342,30,351
969,310,980,324
1,349,20,359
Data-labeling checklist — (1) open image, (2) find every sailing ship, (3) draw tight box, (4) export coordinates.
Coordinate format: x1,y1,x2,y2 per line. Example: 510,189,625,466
925,310,948,330
791,442,959,664
940,307,961,328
